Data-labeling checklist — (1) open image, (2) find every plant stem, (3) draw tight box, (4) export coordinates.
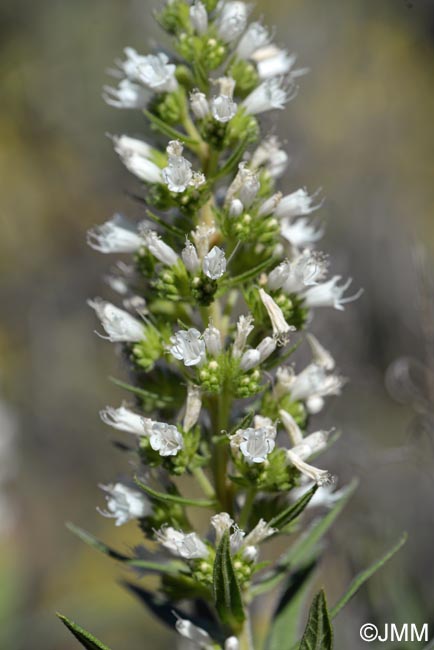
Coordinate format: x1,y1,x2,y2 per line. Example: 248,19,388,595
192,466,216,500
239,487,256,530
239,608,255,650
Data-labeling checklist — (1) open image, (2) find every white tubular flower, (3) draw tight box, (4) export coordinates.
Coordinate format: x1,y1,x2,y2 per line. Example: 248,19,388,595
115,47,149,81
259,288,294,343
225,637,240,650
98,483,151,526
279,409,304,446
211,76,237,123
183,384,202,432
233,425,276,463
203,324,222,357
288,364,328,401
88,299,144,342
192,223,216,258
149,422,184,456
103,79,150,109
87,214,143,254
156,526,209,559
211,512,234,545
258,192,283,218
291,430,330,460
229,198,244,218
162,140,193,193
302,276,363,310
274,189,321,219
251,137,289,179
239,348,261,371
269,251,328,294
286,450,334,486
217,1,250,43
113,135,163,183
233,314,254,358
175,617,213,648
189,1,208,35
226,163,260,208
229,525,246,553
243,78,295,115
236,22,270,60
100,405,147,435
281,217,324,248
203,246,227,279
257,336,277,362
182,239,200,273
112,134,153,159
142,230,178,267
306,333,335,371
257,49,297,79
169,328,206,366
190,90,210,119
244,518,277,546
136,52,178,93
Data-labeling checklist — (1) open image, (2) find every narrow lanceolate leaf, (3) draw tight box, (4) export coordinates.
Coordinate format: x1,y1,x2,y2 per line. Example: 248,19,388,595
269,485,318,531
299,590,333,650
223,257,276,290
330,532,407,619
57,614,113,650
213,531,246,627
134,477,216,507
109,377,173,404
266,561,317,650
144,110,199,146
252,480,358,597
66,523,182,574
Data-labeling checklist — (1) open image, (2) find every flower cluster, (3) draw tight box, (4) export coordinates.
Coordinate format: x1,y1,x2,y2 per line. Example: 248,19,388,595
61,3,370,650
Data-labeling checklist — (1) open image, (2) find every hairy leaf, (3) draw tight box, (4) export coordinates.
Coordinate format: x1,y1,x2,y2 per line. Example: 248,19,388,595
299,590,333,650
134,476,216,507
213,531,246,627
330,532,407,619
269,485,318,531
57,614,112,650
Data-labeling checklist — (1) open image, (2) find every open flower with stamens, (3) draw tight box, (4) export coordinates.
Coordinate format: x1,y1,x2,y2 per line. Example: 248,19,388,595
103,78,150,109
98,483,151,526
237,22,271,59
156,526,209,559
88,299,145,342
211,77,238,123
302,276,363,310
231,423,276,463
203,246,227,279
243,77,296,115
169,328,206,366
87,214,143,254
149,422,184,456
274,189,321,219
136,52,178,93
281,216,324,249
100,405,148,435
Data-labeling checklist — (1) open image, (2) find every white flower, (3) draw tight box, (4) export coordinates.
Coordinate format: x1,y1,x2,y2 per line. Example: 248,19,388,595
251,136,289,179
103,79,150,109
156,526,209,559
203,246,227,279
236,22,270,60
258,193,283,218
169,328,206,366
233,314,254,358
182,239,200,273
88,299,144,342
149,422,184,456
192,223,216,258
232,426,276,463
211,512,234,545
183,384,202,432
229,198,244,217
226,163,259,208
114,47,150,81
279,410,304,446
239,336,276,370
268,251,328,294
136,52,178,93
211,94,238,123
274,189,321,219
286,450,334,486
217,1,250,43
225,637,240,650
229,525,246,553
257,49,297,79
291,430,330,459
190,90,210,119
259,288,294,343
142,230,178,266
306,333,335,371
87,214,143,254
190,1,208,35
281,217,324,248
162,140,205,193
175,617,213,648
243,78,296,115
203,324,222,356
244,518,276,545
98,483,151,526
113,135,163,183
100,405,147,435
290,365,332,401
302,276,363,310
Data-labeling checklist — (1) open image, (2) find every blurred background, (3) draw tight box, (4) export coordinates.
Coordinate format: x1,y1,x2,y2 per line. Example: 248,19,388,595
1,0,434,647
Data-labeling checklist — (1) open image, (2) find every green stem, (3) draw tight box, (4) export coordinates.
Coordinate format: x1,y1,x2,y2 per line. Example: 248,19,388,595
239,608,255,650
192,466,216,500
239,487,256,530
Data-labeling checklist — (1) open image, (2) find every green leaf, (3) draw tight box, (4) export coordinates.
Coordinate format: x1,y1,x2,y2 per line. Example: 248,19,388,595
213,530,246,627
211,136,250,182
57,614,112,650
223,257,276,290
299,590,333,650
330,532,407,619
109,377,173,404
66,522,182,574
134,476,216,507
266,561,317,650
268,485,318,531
252,480,358,597
144,109,198,146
